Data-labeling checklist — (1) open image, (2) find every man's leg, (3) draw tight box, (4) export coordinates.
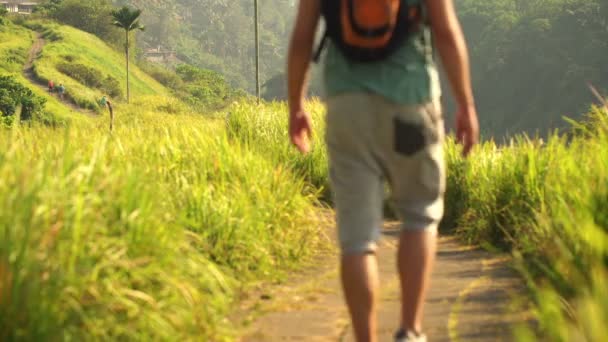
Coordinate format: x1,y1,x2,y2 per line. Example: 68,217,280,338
398,230,437,334
325,93,384,341
342,252,379,342
381,99,445,337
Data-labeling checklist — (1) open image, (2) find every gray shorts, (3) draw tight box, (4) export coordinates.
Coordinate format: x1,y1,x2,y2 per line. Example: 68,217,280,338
325,93,446,255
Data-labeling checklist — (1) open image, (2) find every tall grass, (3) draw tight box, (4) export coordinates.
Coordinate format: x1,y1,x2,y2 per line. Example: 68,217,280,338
225,99,330,198
444,106,608,341
0,97,326,340
0,21,32,74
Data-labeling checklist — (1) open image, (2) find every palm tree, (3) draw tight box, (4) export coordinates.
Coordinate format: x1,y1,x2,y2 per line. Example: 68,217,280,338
111,6,144,103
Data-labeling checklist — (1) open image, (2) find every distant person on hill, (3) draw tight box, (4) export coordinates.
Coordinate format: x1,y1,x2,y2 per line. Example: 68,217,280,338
58,83,65,100
99,95,114,131
48,80,54,93
287,1,478,342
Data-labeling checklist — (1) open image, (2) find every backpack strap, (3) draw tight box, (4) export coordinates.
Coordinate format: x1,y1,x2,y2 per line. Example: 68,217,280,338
313,29,329,63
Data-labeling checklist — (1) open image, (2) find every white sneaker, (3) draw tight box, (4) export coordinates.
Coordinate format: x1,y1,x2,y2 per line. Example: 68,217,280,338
394,329,427,342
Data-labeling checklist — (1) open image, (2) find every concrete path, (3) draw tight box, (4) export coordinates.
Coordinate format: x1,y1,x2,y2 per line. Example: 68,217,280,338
236,223,528,342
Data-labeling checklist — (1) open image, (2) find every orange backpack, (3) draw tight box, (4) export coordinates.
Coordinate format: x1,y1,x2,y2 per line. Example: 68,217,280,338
314,0,423,63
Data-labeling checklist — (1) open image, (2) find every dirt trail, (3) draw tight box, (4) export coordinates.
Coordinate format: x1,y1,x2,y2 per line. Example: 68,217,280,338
23,34,94,116
237,222,529,342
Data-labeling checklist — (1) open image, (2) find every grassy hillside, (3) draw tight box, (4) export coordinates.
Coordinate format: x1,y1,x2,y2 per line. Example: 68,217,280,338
26,21,167,110
0,21,32,75
0,20,87,124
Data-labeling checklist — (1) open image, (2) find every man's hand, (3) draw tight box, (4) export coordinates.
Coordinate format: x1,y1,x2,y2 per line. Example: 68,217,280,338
287,0,320,154
289,109,313,154
426,0,479,157
455,105,479,157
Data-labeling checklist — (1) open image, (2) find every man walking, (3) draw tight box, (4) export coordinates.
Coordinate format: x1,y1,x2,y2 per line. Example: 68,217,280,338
287,1,478,341
58,83,66,100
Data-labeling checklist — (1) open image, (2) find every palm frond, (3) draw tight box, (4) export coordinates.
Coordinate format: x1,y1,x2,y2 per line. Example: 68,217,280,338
111,6,143,32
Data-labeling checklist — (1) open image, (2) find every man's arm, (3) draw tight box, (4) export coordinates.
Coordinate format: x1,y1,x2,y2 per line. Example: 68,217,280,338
287,0,321,154
426,0,479,156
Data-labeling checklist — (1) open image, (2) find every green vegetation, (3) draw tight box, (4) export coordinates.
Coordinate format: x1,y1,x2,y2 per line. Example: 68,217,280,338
0,19,79,125
29,22,167,110
0,97,326,340
0,20,32,74
455,0,608,136
0,7,7,24
138,62,245,112
35,0,296,93
443,106,608,340
26,0,253,112
174,64,244,110
226,100,329,197
21,11,237,112
114,0,297,93
37,0,123,47
1,2,606,340
56,62,122,98
0,75,46,125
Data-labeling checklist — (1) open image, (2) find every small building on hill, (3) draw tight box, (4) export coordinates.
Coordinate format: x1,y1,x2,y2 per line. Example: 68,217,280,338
144,46,179,64
1,0,38,14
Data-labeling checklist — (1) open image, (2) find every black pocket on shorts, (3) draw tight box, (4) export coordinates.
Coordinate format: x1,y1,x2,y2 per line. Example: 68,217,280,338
394,117,426,156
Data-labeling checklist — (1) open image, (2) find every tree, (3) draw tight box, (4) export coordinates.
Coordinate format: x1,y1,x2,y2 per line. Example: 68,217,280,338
111,6,144,103
114,0,297,93
44,0,122,46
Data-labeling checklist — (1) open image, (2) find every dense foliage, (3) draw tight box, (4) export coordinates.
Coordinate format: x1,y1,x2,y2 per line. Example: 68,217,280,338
0,6,8,25
453,0,608,137
38,0,123,48
139,62,244,111
175,64,244,109
56,62,122,98
0,75,46,125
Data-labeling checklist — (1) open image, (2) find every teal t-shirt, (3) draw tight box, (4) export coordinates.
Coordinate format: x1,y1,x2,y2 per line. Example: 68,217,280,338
323,20,440,105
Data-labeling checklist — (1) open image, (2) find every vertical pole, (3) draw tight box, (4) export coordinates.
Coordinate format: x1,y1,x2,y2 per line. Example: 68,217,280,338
107,101,114,132
126,30,130,103
254,0,260,104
